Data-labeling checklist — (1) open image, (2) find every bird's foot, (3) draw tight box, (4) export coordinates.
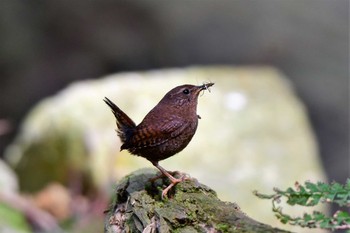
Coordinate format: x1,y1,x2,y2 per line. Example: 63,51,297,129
150,162,192,199
161,183,176,199
161,174,189,199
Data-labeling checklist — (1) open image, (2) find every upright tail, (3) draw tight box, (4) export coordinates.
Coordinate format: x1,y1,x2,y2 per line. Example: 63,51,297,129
103,97,136,143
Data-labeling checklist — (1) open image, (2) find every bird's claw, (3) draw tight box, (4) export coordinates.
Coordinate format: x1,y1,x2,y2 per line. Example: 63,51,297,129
161,174,191,199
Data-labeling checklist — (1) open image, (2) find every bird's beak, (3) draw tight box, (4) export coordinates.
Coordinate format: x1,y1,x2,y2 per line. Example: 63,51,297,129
194,82,214,95
198,82,214,90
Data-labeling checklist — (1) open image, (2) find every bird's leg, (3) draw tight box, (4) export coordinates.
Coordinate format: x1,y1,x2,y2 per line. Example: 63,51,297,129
153,162,182,184
151,162,187,199
149,170,181,183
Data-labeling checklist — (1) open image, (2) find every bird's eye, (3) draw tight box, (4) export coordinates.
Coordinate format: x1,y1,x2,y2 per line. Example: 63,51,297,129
182,89,190,95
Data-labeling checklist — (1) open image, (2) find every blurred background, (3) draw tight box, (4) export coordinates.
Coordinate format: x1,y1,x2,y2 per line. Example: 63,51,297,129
0,0,348,232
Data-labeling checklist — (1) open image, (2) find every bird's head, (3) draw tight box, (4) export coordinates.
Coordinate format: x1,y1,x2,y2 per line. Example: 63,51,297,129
161,82,214,108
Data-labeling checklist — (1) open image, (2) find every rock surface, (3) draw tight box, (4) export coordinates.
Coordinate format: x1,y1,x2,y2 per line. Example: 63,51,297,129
105,168,291,233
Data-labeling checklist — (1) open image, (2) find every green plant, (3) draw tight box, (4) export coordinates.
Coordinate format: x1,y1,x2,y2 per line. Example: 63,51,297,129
254,179,350,231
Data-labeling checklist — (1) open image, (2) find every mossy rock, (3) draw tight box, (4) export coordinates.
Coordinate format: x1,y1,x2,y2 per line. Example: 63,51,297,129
105,168,291,233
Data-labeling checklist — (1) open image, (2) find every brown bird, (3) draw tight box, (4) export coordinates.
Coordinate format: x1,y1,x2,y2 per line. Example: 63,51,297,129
104,82,214,198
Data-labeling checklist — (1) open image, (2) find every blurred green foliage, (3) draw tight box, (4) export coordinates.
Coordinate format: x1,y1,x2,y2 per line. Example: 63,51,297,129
0,203,31,232
254,180,350,231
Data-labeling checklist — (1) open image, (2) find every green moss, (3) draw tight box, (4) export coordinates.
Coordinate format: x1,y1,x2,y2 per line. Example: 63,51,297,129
216,223,230,232
173,226,200,233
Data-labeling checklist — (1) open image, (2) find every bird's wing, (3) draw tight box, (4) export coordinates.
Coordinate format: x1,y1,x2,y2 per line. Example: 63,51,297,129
121,117,187,150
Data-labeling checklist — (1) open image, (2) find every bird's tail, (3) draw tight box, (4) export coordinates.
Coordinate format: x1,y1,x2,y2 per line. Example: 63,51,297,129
103,97,136,143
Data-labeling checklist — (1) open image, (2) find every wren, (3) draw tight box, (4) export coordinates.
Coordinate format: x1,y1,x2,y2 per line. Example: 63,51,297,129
104,82,214,198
